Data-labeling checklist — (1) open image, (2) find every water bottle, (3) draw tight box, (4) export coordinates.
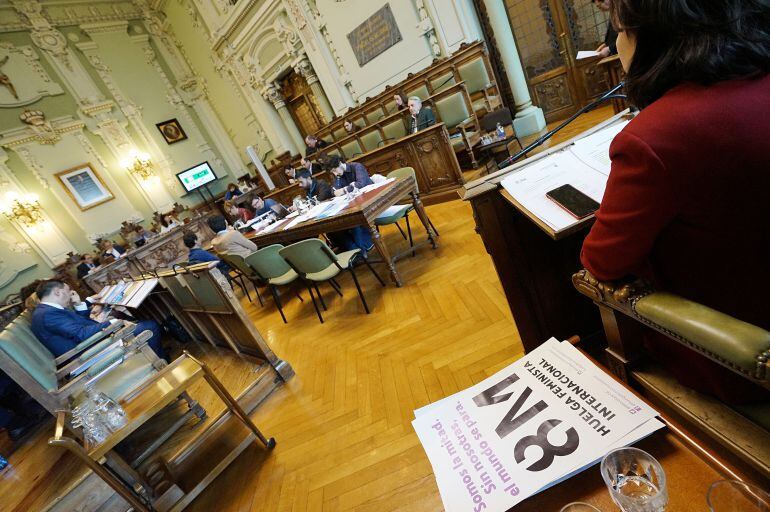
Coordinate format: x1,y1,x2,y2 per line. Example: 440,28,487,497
496,122,505,140
87,386,127,431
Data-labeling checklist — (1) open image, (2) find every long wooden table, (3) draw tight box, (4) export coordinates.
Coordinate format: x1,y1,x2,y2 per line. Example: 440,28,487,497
247,177,437,287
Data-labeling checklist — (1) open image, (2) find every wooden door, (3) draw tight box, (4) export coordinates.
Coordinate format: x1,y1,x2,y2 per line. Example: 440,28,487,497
503,0,612,121
279,71,323,138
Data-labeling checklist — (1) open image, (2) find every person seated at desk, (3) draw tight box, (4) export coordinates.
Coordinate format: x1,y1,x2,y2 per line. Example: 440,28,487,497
407,96,436,134
300,156,318,174
296,168,333,202
329,155,373,196
343,119,360,134
579,0,770,404
393,92,408,111
183,231,230,274
100,239,126,261
76,253,98,279
224,183,242,200
208,214,258,258
304,135,327,157
236,176,253,193
30,280,167,360
284,165,297,184
251,195,287,218
133,225,154,247
593,0,617,57
225,200,254,224
159,213,181,234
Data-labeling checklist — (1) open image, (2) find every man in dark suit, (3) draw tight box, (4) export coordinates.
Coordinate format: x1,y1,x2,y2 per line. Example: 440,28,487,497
328,155,373,196
297,169,333,201
100,239,126,261
304,135,327,157
76,253,98,279
30,280,167,360
407,96,436,134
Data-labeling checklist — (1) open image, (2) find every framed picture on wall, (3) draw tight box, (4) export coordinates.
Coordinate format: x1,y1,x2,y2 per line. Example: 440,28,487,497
55,163,114,211
156,118,188,144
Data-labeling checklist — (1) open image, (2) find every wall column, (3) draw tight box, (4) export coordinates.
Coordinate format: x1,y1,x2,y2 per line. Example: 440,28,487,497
481,0,546,136
264,83,306,153
295,57,334,123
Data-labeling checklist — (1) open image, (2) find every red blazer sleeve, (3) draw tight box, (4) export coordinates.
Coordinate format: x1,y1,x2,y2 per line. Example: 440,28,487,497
580,131,679,281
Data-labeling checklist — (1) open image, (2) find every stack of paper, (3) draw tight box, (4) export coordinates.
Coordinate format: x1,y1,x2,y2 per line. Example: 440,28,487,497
413,338,663,512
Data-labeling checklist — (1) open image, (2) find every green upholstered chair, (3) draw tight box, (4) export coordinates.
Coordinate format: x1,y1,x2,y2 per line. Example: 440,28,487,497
359,129,383,153
244,245,304,324
364,107,386,124
406,84,430,101
434,90,480,166
458,58,500,113
332,126,348,141
429,71,456,93
340,139,363,159
382,118,407,143
279,239,385,323
217,253,261,306
326,147,341,158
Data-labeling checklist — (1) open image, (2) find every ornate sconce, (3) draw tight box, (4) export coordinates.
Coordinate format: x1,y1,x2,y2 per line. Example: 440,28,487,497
120,149,154,180
1,191,44,227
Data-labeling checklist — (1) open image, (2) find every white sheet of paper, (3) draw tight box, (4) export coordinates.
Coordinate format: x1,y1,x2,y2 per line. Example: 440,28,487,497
569,120,630,175
576,50,601,59
359,177,394,194
500,150,609,232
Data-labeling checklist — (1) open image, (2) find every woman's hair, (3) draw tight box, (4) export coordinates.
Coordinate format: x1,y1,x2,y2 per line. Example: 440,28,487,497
611,0,770,108
159,213,176,227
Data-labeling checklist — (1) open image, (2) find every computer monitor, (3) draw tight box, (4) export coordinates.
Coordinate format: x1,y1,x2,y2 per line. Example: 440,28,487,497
176,161,218,192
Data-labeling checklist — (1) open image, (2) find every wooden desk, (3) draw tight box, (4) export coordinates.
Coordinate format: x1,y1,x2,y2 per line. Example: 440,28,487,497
247,177,437,287
460,112,630,352
83,213,216,292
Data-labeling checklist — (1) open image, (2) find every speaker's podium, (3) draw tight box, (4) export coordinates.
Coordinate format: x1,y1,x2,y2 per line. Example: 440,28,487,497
460,111,632,352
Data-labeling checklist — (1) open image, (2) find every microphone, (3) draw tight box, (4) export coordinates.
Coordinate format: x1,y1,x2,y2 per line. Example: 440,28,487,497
497,81,627,169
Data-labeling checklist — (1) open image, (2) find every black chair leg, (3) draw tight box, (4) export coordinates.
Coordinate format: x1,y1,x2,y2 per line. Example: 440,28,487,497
313,282,327,310
270,285,287,324
361,255,386,287
238,275,252,303
253,280,264,307
395,222,407,240
329,278,343,296
295,290,304,302
347,266,370,314
405,213,415,257
307,283,323,323
429,218,439,237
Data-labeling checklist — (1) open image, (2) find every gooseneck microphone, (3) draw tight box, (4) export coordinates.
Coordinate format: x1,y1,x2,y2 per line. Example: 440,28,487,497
498,81,627,169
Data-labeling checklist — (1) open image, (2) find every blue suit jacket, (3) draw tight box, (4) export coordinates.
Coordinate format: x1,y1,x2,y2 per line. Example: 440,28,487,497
31,303,110,357
332,162,373,193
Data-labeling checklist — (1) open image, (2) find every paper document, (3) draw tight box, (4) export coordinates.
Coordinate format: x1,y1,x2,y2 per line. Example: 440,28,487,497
576,50,601,59
315,197,351,219
359,178,394,194
413,338,663,512
568,120,630,175
500,150,609,232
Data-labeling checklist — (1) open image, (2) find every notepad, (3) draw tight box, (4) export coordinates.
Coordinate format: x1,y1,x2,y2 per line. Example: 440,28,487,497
576,50,601,59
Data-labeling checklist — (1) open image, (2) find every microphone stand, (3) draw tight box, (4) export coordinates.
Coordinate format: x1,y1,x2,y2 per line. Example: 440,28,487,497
498,82,628,169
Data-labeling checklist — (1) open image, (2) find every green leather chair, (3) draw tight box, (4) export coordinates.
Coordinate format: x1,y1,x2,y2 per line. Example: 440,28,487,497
458,58,500,113
434,90,480,165
359,129,383,152
279,239,385,323
245,245,304,324
340,139,363,159
382,118,407,143
364,107,386,124
406,84,430,102
332,126,348,142
429,71,456,93
218,253,261,306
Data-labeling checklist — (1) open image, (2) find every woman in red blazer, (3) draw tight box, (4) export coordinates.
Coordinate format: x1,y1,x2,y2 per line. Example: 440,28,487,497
580,0,770,403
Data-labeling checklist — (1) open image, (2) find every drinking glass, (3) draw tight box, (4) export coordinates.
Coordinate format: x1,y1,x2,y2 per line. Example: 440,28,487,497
600,447,668,512
707,480,770,511
560,503,603,512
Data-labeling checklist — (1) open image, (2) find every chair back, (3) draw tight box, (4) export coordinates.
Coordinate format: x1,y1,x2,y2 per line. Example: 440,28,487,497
429,71,456,93
326,147,341,158
387,167,418,193
480,107,513,133
359,129,383,152
406,84,430,102
332,126,347,141
458,58,490,94
340,139,363,159
245,245,292,281
434,91,471,130
0,321,57,391
220,253,257,280
279,239,338,276
180,272,231,314
364,107,385,124
382,118,407,141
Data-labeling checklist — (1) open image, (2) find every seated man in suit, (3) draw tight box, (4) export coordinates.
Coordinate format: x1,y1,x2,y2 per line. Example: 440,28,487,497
284,165,297,184
76,253,98,279
208,214,258,258
100,239,126,261
296,169,333,202
183,231,230,274
304,135,327,157
30,280,167,360
251,195,287,218
329,155,373,196
300,156,316,174
407,96,436,134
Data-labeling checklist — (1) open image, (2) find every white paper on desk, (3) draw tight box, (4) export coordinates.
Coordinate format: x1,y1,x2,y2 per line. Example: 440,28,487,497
501,150,609,232
360,177,394,194
576,50,601,59
569,120,630,175
315,198,350,219
256,220,284,234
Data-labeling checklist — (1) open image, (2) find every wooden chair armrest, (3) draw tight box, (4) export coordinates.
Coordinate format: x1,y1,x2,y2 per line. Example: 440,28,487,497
54,320,126,366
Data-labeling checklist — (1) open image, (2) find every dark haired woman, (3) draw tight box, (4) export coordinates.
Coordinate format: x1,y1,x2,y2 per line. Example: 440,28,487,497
581,0,770,403
393,92,408,111
224,183,241,200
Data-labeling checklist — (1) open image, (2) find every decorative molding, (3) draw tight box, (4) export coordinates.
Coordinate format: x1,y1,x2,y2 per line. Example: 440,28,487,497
2,112,85,148
415,0,441,57
2,0,141,34
0,42,65,108
80,20,130,36
14,147,50,189
313,9,357,99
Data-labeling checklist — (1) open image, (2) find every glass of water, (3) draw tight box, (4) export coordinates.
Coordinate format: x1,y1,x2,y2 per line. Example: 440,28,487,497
707,480,770,511
560,503,603,512
601,447,668,512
